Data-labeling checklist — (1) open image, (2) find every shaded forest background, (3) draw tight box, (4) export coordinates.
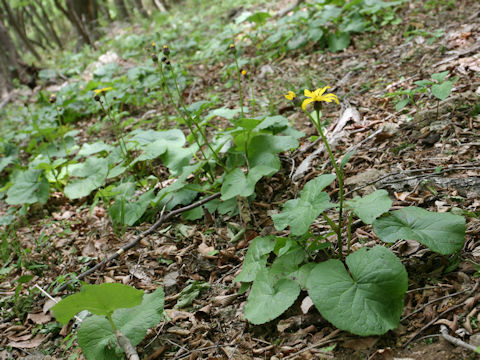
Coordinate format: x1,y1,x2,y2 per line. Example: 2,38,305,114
0,0,170,97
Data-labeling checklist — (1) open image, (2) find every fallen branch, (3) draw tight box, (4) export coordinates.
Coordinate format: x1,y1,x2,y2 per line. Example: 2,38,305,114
440,325,478,352
275,0,305,18
116,329,140,360
57,192,221,292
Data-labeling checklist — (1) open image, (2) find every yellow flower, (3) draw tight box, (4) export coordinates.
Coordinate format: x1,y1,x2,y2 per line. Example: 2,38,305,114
241,69,247,76
93,87,113,96
284,91,296,100
301,86,339,111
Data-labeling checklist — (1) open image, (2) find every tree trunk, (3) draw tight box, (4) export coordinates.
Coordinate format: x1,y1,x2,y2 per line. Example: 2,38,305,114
0,17,36,90
114,0,129,19
133,0,148,18
54,0,97,48
151,0,167,12
0,0,41,61
34,2,63,49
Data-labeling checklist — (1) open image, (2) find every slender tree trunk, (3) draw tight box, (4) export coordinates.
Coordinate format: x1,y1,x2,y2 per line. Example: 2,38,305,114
151,0,166,12
133,0,148,18
0,17,36,90
114,0,129,19
54,0,97,48
33,2,63,49
0,0,41,61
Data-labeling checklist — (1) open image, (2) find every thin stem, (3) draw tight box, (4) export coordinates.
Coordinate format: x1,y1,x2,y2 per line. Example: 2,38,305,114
99,99,129,161
157,67,215,181
347,212,353,255
233,54,245,118
106,314,118,332
309,109,344,258
169,67,224,168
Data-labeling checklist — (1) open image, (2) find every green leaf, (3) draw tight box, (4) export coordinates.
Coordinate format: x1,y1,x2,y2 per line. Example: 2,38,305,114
339,150,355,169
174,280,210,309
128,129,185,147
52,283,144,324
431,81,452,101
395,98,410,111
77,142,114,157
220,165,274,200
272,174,336,236
307,246,408,335
431,71,449,82
109,189,155,226
235,236,276,283
247,11,271,25
6,169,49,205
345,190,392,224
207,107,242,120
77,287,165,360
64,157,109,199
327,32,350,52
244,268,300,324
373,207,465,255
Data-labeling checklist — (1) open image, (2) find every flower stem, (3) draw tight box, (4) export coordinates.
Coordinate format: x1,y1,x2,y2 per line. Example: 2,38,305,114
233,54,245,118
309,109,344,258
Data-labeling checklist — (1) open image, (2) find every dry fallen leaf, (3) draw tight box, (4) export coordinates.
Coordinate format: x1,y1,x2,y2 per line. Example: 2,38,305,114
8,334,45,349
27,312,51,324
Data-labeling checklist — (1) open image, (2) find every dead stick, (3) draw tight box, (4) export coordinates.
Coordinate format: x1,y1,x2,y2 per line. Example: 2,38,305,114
115,329,140,360
283,329,341,360
440,325,478,352
57,192,221,292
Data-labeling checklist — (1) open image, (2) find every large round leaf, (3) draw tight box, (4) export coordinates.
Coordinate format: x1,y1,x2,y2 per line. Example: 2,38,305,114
306,246,407,335
52,283,144,324
373,207,465,255
77,287,165,360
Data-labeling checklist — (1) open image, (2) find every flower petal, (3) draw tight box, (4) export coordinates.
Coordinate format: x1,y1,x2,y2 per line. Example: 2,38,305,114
317,86,331,96
285,91,296,100
302,98,315,110
322,93,339,104
304,89,314,98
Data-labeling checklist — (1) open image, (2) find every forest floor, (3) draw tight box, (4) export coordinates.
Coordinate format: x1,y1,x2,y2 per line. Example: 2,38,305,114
1,0,480,359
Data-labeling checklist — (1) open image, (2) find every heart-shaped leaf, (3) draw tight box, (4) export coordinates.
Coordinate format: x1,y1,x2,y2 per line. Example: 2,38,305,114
373,206,465,255
235,236,276,283
64,157,109,199
244,268,300,324
6,169,49,205
431,81,452,101
52,283,144,324
345,190,392,224
307,246,408,335
77,287,164,360
272,174,336,235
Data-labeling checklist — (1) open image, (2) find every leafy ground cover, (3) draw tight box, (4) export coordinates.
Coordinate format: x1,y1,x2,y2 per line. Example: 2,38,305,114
1,0,480,359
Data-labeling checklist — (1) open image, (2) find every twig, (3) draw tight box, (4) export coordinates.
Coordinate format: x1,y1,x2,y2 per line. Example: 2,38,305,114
401,288,469,321
440,325,478,352
403,280,480,347
344,162,480,196
283,329,340,360
33,284,83,323
57,192,221,292
116,329,140,360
